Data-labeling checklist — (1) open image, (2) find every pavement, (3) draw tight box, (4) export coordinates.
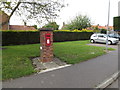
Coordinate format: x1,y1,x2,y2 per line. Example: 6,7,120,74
95,71,119,89
32,57,69,73
2,43,119,88
106,77,119,88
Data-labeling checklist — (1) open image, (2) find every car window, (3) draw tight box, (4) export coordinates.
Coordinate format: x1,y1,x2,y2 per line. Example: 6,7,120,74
98,35,105,38
93,35,97,37
109,34,120,37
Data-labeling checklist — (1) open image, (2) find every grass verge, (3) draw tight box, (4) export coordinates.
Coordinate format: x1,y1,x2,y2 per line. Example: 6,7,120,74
2,40,115,80
54,41,114,64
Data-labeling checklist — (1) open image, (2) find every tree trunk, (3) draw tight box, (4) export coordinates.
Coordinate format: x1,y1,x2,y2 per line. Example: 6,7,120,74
1,2,21,27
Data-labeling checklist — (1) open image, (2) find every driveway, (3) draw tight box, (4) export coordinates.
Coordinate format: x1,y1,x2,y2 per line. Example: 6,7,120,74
87,42,119,49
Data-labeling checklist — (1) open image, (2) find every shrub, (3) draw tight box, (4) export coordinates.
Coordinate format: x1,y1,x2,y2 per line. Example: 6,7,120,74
54,29,93,32
1,30,39,32
2,30,93,46
2,32,40,46
54,32,93,42
54,30,71,32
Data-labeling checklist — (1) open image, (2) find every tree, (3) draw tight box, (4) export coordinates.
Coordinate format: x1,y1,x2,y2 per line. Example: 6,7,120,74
64,14,92,30
42,22,59,30
93,24,100,33
33,25,38,29
0,0,64,26
101,29,107,34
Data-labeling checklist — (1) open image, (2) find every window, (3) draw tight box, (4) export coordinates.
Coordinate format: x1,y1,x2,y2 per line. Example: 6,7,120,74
93,35,97,37
98,35,105,38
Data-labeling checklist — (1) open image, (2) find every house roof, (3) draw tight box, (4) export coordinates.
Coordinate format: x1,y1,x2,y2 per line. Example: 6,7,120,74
86,25,113,30
9,25,36,30
92,25,113,29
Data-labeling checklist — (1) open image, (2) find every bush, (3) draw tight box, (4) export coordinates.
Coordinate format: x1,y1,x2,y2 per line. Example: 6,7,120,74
54,32,93,42
2,32,40,46
2,30,93,46
54,29,93,32
1,30,38,32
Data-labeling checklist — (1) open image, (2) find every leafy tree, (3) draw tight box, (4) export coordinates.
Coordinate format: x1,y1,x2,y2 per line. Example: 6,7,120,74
33,25,37,29
0,0,64,26
93,25,100,33
101,29,107,34
42,22,59,30
63,14,91,30
94,25,99,30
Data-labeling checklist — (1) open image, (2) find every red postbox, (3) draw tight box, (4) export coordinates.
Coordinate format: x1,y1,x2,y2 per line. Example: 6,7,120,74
45,33,51,46
40,28,53,62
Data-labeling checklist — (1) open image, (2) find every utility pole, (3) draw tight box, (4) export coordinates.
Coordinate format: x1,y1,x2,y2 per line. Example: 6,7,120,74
106,0,110,52
118,1,120,16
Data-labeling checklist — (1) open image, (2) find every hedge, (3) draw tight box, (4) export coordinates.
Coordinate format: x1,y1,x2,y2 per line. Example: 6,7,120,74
114,16,120,31
54,32,93,42
2,32,40,46
2,31,93,46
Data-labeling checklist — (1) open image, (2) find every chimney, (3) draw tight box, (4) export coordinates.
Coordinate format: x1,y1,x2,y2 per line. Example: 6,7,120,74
63,22,65,26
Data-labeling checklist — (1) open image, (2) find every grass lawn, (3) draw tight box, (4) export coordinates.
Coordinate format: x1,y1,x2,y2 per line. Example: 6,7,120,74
2,40,114,80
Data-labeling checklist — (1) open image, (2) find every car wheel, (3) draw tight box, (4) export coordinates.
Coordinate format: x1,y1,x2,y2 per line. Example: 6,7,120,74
90,39,95,43
108,40,112,45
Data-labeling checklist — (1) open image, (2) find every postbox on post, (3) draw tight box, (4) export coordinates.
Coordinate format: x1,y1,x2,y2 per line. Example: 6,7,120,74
39,28,53,62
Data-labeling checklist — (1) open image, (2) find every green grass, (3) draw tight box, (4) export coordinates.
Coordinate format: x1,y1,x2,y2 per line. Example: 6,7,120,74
2,40,114,80
54,41,108,64
2,44,40,80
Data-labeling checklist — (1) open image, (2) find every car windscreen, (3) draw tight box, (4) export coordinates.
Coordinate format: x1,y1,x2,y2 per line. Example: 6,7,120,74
108,34,120,38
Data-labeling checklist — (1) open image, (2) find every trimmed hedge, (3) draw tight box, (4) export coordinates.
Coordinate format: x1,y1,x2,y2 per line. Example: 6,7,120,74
2,31,93,46
114,16,120,31
2,32,40,46
54,32,93,42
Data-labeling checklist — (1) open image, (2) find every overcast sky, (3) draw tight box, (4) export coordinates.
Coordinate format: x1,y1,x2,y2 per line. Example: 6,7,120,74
10,0,120,28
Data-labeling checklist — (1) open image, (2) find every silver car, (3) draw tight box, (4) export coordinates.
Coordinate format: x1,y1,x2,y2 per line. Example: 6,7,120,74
90,33,119,45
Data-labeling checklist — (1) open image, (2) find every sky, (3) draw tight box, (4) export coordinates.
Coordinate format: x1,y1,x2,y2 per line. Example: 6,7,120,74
10,0,120,28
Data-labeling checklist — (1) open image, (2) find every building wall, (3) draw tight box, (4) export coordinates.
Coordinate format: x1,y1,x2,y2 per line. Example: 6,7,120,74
0,11,9,30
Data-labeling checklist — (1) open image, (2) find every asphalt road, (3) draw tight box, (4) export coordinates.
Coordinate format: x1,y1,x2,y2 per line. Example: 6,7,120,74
3,43,119,88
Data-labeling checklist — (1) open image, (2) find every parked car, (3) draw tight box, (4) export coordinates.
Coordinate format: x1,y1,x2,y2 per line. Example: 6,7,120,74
90,33,119,45
108,33,120,41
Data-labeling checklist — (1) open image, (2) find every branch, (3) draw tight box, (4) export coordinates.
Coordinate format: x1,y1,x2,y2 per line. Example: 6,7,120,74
9,2,21,18
1,2,21,27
